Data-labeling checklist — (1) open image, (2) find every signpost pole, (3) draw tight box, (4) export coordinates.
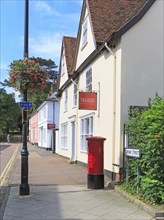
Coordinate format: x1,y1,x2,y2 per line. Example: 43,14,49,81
137,164,140,194
19,0,30,195
20,89,30,195
126,157,129,184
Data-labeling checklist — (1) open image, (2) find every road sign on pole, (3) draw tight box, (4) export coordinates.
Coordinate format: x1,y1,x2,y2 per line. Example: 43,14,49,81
125,148,140,158
20,101,32,109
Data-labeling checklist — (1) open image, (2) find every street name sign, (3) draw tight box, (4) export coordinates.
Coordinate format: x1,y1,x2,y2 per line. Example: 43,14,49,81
20,102,32,109
125,148,140,158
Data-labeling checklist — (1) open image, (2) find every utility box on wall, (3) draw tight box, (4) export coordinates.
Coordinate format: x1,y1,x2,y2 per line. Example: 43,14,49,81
87,136,106,189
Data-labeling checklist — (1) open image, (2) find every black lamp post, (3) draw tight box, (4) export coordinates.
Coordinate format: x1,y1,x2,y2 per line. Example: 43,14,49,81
19,0,30,196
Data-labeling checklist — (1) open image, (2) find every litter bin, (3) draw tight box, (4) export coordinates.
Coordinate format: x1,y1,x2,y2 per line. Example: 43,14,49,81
86,136,106,189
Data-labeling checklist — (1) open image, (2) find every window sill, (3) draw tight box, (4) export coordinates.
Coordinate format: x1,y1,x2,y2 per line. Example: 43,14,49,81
80,150,87,154
60,147,68,150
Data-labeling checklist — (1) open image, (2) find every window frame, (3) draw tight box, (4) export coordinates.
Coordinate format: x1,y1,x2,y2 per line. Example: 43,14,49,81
60,123,68,149
73,78,78,107
61,53,65,76
80,115,94,152
64,89,68,112
81,17,88,48
43,128,46,143
85,67,92,92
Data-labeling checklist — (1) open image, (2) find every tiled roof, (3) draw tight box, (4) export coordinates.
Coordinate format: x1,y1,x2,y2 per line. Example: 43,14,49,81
87,0,148,43
63,36,77,75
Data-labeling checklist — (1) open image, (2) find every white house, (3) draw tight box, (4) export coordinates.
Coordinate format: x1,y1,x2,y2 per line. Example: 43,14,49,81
57,0,163,181
57,36,77,160
38,92,59,152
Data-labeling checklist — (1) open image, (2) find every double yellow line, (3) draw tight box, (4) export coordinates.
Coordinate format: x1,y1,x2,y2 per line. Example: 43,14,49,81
0,146,19,186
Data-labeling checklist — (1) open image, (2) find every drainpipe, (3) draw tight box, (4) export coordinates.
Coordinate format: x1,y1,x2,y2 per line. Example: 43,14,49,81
105,43,117,181
71,79,79,162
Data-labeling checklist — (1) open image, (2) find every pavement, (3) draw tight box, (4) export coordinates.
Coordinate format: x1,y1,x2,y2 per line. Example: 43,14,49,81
0,142,162,220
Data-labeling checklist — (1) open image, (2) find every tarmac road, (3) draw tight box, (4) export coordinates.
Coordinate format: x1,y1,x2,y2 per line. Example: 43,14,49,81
0,143,20,183
0,142,21,213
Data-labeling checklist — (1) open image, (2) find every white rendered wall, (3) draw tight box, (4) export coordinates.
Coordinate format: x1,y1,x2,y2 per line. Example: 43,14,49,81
121,0,163,125
75,45,122,172
59,47,69,89
75,7,96,69
38,101,59,149
58,82,77,159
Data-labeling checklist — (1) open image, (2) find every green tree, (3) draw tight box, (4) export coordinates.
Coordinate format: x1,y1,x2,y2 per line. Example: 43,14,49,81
0,88,21,134
31,57,58,80
125,94,164,204
27,57,58,112
141,94,164,180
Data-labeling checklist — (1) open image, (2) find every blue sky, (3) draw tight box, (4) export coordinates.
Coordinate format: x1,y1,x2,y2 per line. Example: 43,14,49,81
0,0,82,100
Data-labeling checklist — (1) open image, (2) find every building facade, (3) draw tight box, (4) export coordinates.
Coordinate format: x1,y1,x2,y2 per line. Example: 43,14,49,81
38,93,59,151
57,0,163,180
29,111,38,145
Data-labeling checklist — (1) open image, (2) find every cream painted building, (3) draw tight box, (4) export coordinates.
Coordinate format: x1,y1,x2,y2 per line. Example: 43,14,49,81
57,0,163,181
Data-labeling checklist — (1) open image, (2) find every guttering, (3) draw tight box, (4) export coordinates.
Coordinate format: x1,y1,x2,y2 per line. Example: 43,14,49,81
104,43,115,56
106,0,156,43
104,43,117,180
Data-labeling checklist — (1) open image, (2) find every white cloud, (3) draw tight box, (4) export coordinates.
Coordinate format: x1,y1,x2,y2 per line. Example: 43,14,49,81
33,1,60,16
29,32,62,64
32,1,81,18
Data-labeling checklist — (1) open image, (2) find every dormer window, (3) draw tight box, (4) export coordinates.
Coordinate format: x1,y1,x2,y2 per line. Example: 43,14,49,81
61,54,65,76
64,88,68,112
82,18,88,48
86,67,92,92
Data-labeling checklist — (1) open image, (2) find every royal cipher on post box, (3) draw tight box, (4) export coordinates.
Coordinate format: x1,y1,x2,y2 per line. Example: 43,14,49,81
86,136,106,189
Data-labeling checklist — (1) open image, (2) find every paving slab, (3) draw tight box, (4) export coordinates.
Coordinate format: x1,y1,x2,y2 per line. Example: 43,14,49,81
1,143,157,220
3,185,154,220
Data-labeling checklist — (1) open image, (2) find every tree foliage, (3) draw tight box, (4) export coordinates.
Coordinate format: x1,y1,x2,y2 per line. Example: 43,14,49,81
27,57,58,112
31,57,58,80
124,94,164,204
0,88,21,135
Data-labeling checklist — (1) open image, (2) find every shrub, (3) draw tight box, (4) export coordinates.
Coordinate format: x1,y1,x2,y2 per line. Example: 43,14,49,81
125,94,164,204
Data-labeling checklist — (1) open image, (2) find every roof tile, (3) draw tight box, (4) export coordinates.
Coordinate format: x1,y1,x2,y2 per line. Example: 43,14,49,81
87,0,148,43
63,36,77,75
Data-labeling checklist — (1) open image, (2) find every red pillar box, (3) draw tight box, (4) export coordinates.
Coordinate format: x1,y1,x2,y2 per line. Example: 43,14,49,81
86,136,106,189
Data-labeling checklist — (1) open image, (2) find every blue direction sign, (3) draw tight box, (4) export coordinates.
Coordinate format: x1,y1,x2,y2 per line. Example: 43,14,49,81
20,102,32,109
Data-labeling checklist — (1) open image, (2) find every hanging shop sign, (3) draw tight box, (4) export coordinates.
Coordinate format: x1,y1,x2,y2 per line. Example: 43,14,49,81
79,92,97,110
47,124,56,129
125,148,141,158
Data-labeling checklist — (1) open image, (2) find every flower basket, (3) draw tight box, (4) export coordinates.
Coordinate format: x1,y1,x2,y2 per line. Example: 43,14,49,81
8,58,49,93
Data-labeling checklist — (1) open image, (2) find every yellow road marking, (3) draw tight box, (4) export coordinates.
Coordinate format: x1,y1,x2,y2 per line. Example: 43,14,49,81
0,146,19,186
